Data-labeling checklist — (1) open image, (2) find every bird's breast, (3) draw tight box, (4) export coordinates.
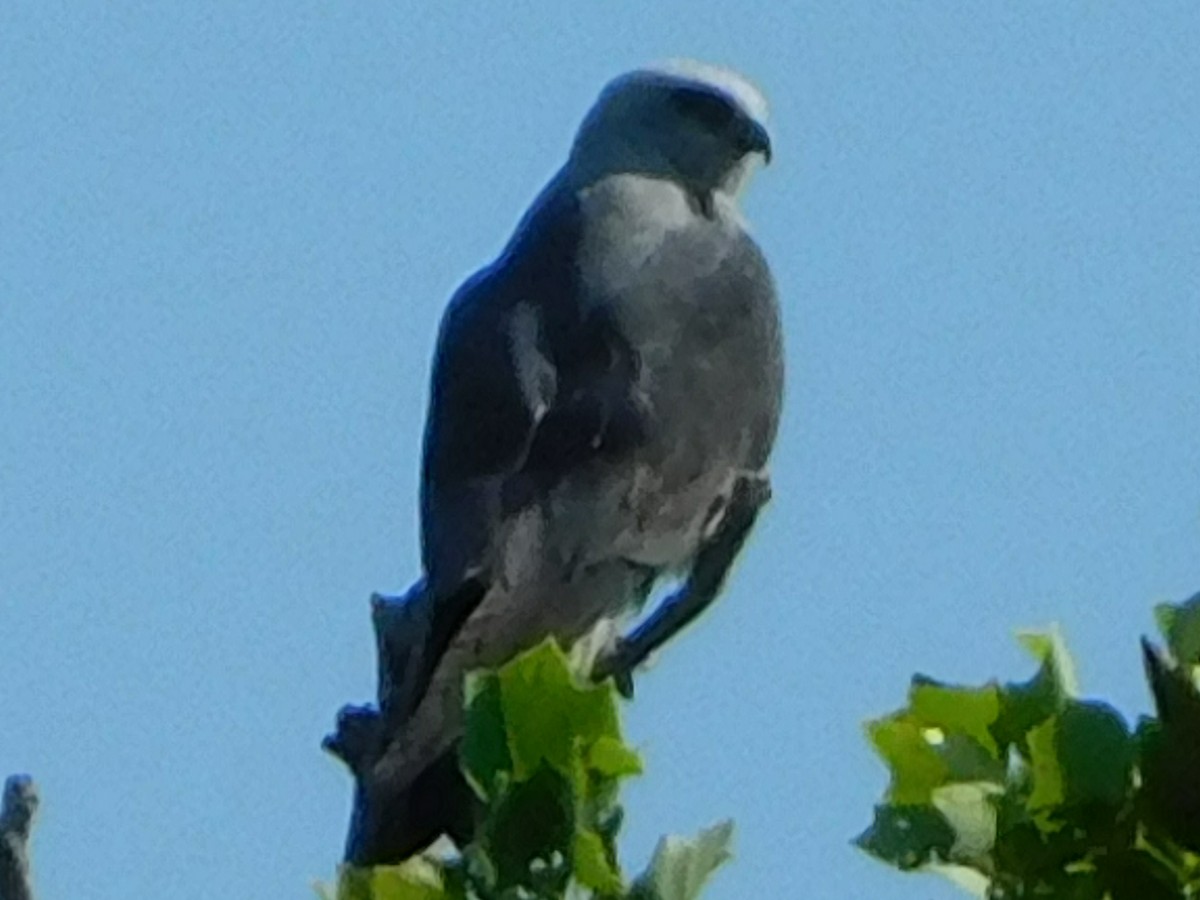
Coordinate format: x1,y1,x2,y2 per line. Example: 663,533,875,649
561,175,783,570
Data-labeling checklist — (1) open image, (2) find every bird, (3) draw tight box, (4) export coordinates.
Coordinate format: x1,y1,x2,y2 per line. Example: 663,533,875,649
350,60,784,863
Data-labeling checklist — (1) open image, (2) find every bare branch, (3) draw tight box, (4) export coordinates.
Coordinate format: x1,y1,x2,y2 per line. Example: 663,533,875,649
1,775,38,900
324,579,486,864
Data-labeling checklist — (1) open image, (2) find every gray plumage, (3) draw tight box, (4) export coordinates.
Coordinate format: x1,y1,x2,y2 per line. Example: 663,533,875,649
381,61,783,798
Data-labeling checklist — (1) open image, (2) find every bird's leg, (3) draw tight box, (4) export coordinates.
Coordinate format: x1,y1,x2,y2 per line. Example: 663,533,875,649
592,472,772,693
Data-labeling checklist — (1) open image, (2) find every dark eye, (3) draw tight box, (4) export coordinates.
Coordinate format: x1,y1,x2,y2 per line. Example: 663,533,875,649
669,87,737,132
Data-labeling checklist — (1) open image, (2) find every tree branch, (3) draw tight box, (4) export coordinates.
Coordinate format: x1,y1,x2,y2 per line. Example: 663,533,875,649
324,578,487,864
325,472,771,865
1,775,38,900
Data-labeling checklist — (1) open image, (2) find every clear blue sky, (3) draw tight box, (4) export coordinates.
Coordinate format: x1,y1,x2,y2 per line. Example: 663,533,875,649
2,3,1198,898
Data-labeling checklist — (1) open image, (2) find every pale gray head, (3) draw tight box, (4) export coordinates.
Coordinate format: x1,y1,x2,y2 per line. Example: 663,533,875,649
568,60,772,204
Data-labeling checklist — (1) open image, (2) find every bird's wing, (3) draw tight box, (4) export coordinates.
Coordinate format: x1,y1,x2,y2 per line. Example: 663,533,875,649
419,181,644,593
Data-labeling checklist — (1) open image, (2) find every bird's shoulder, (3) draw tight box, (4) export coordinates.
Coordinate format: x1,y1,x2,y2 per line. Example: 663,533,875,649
573,173,769,294
421,181,600,489
434,181,586,352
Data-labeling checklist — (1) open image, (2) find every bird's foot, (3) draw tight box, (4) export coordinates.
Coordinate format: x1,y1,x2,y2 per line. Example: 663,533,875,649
592,636,638,698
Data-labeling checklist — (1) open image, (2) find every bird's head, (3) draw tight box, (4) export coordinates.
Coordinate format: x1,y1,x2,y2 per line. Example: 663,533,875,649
568,60,772,204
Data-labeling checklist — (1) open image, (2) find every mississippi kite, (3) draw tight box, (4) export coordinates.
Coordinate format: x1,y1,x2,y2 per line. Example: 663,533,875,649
341,60,784,861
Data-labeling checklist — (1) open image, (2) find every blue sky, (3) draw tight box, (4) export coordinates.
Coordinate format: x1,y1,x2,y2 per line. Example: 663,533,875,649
2,3,1198,898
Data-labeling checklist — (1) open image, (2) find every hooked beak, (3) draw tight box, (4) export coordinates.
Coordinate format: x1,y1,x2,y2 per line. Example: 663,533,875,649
737,118,773,164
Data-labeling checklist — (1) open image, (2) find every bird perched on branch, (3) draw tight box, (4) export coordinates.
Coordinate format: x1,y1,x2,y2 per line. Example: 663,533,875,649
342,60,784,863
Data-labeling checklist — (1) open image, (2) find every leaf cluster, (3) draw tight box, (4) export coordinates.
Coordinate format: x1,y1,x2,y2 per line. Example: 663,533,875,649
322,640,733,900
858,593,1200,898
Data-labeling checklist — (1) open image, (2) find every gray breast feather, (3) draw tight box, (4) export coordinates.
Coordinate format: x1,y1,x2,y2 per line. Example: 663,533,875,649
550,177,782,569
421,171,782,589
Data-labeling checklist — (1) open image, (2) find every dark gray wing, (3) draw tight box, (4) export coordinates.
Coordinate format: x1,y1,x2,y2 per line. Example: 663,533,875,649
419,182,643,589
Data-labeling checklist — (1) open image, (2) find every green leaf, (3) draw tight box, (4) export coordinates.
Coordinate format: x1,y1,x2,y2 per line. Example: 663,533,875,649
1027,716,1065,813
459,844,497,897
335,867,373,900
909,680,1002,757
336,861,449,900
460,671,512,800
931,782,1001,864
1058,701,1133,807
1156,592,1200,666
936,733,1008,784
988,813,1093,891
924,864,990,898
483,764,577,892
587,735,643,779
867,679,1008,810
632,820,734,900
1028,701,1132,815
1136,702,1200,855
855,804,955,870
867,715,950,804
1017,626,1079,698
992,650,1064,752
855,617,1200,896
572,828,622,894
498,640,621,780
1098,849,1185,900
1004,867,1103,900
906,679,1007,784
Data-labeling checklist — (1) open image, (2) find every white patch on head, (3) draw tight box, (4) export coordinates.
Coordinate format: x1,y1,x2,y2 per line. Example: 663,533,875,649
648,58,769,126
567,60,771,198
